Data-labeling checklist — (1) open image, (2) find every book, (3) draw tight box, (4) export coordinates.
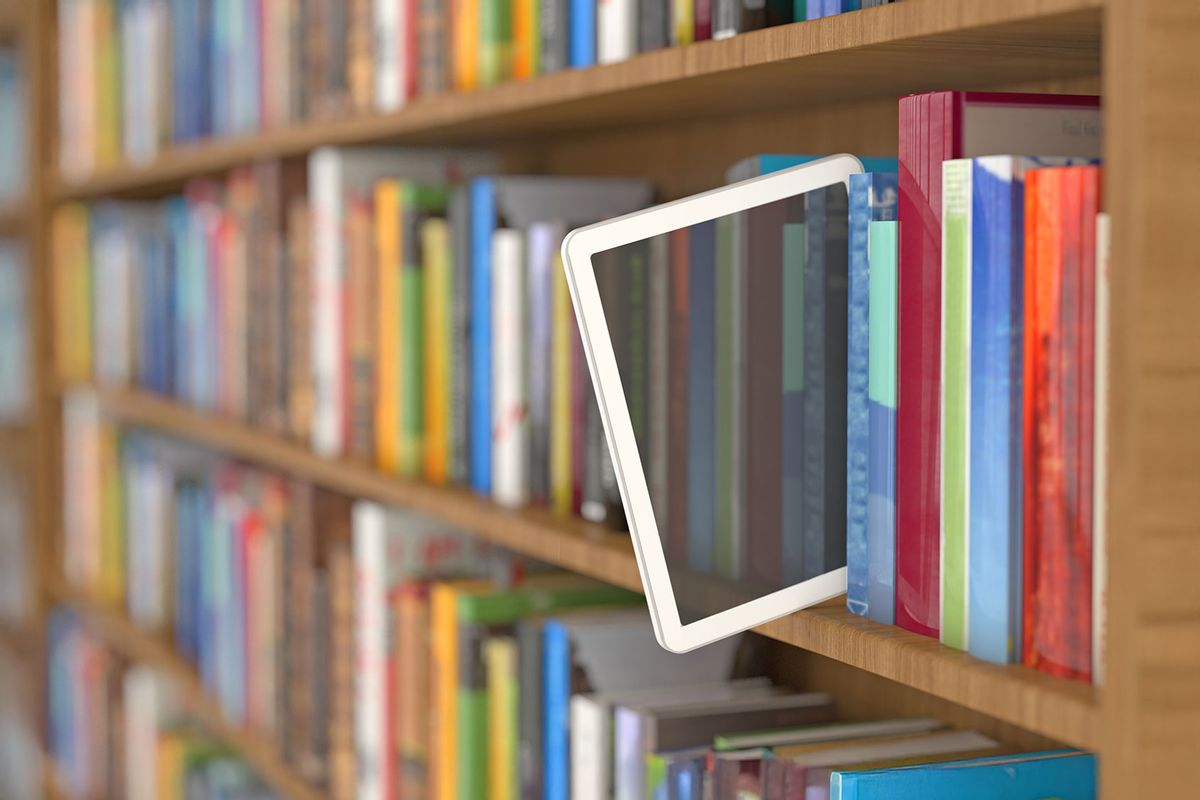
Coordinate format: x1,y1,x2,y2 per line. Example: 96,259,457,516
686,218,716,573
895,91,1102,638
486,636,520,800
830,749,1096,800
1022,165,1101,683
1092,212,1109,686
479,0,514,85
528,222,565,506
423,217,454,484
598,0,637,63
724,153,898,185
493,227,530,508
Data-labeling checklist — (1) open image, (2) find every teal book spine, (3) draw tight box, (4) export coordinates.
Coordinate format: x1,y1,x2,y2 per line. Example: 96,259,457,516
866,220,898,624
831,750,1096,800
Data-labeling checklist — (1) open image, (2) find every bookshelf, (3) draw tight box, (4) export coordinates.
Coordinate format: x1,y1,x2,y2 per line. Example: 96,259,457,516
17,0,1200,797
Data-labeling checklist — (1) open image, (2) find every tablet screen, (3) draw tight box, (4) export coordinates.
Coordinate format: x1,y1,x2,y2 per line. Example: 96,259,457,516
592,183,850,625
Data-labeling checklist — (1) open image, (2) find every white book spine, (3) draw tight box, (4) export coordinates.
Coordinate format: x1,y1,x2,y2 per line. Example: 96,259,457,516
353,501,387,800
310,150,345,458
375,0,405,112
62,391,102,589
597,0,636,64
492,229,530,508
124,667,161,800
1093,212,1110,687
570,695,609,800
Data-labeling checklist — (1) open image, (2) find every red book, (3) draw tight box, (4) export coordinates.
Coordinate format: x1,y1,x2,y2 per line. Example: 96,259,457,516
667,227,691,565
1021,166,1100,683
895,91,1102,638
695,0,712,41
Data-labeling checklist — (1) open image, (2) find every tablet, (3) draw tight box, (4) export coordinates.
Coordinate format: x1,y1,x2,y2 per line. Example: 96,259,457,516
561,154,861,652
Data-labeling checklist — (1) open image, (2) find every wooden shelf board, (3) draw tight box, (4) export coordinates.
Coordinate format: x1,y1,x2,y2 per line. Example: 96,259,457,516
53,0,1102,201
52,582,327,800
80,384,1101,749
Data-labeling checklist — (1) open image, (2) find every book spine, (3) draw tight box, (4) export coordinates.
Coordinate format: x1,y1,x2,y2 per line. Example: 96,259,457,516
939,158,972,652
516,621,543,800
550,251,574,515
352,502,387,800
694,0,711,39
687,219,716,572
570,696,607,800
647,235,670,535
666,227,690,563
310,150,345,458
431,584,458,800
638,0,668,51
375,0,404,111
457,620,495,800
568,0,596,66
397,584,432,798
453,0,480,89
542,621,569,800
539,0,569,72
399,186,426,478
714,216,736,578
822,187,850,581
780,218,806,586
492,228,530,508
424,218,452,484
347,195,378,463
711,0,738,39
486,637,519,800
866,220,899,625
449,187,472,484
672,0,694,45
419,0,450,95
895,91,954,638
513,0,539,77
800,190,828,581
478,0,513,85
597,0,635,63
469,179,495,494
527,223,557,506
1092,212,1109,687
846,174,871,615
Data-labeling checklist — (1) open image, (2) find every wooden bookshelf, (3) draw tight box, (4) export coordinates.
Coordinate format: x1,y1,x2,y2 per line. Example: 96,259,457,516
52,0,1101,200
77,383,1100,750
52,582,327,800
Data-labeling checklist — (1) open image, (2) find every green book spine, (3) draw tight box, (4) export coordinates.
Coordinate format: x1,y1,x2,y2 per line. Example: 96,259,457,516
714,215,736,579
793,0,806,21
479,0,513,86
940,159,972,652
458,622,502,800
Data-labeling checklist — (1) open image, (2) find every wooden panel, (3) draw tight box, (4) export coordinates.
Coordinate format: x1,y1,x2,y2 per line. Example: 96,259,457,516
53,0,1101,200
79,384,1100,748
1103,0,1200,796
54,585,325,800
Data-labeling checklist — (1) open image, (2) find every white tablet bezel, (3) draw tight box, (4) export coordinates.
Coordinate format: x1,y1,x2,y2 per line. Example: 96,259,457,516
561,154,862,653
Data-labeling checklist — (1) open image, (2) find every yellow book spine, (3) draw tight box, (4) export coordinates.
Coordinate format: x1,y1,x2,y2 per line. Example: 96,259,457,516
95,0,120,167
550,254,573,515
54,205,93,382
430,583,459,800
423,219,450,484
454,0,479,90
375,182,402,472
157,733,183,800
486,637,518,800
674,0,695,46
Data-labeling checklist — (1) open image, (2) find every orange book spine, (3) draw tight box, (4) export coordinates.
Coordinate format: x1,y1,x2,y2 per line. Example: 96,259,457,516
453,0,479,90
430,582,459,800
423,218,450,483
376,182,403,472
53,205,93,382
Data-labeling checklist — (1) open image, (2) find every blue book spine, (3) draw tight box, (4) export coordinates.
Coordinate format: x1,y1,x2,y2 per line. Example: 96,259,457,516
542,620,570,800
198,484,218,694
240,0,261,133
196,0,212,138
781,222,807,585
168,0,191,141
228,504,246,723
806,2,825,18
210,0,228,136
166,198,188,399
842,0,862,11
967,157,1025,665
751,155,898,178
470,179,496,494
831,750,1096,800
800,190,827,580
174,484,194,662
569,0,596,67
824,0,841,14
867,220,899,625
155,226,175,396
687,219,716,574
845,175,871,615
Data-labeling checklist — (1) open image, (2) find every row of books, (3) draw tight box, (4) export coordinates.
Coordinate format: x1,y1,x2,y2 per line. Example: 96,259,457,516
54,0,893,178
59,418,1098,800
0,46,25,202
47,615,280,800
0,241,30,423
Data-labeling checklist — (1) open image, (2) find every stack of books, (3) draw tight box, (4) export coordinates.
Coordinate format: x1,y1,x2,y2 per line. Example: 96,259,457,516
54,0,894,177
47,614,282,800
51,417,1101,799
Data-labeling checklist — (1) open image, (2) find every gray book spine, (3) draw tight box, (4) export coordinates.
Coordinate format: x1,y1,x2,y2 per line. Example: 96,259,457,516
449,187,472,484
517,620,544,800
540,0,570,72
638,0,670,52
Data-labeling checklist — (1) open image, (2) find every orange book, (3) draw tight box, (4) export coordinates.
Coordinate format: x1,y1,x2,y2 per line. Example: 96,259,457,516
430,582,460,800
376,181,403,472
53,205,93,382
453,0,480,90
423,218,451,483
512,0,538,79
346,194,378,462
397,582,433,799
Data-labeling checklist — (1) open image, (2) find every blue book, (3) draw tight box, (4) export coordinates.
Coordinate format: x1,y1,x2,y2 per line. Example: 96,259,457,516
866,221,899,624
687,219,717,574
781,222,807,584
469,178,497,494
569,0,596,67
806,2,826,18
542,620,571,800
845,173,898,617
173,482,198,662
165,197,190,400
831,750,1096,800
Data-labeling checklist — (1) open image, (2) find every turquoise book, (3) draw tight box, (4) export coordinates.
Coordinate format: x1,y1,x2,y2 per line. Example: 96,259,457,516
831,750,1096,800
845,172,898,619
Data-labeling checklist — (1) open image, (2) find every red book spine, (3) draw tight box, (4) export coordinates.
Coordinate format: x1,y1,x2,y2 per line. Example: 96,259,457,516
895,91,957,637
1022,166,1097,683
667,227,691,565
694,0,712,41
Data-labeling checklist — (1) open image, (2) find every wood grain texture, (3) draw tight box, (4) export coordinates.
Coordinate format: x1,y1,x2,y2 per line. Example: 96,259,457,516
53,583,326,800
52,0,1101,200
1102,1,1200,796
83,384,1100,748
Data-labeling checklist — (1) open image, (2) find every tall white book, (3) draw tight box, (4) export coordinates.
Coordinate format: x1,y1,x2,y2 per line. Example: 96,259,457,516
492,228,530,508
598,0,637,64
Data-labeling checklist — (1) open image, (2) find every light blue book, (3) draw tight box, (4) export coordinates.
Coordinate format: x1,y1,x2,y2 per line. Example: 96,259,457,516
569,0,596,67
831,750,1096,800
866,220,898,624
687,219,717,574
725,154,898,184
470,179,498,494
966,155,1094,664
846,174,898,618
